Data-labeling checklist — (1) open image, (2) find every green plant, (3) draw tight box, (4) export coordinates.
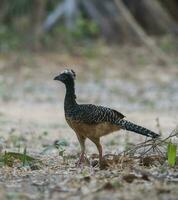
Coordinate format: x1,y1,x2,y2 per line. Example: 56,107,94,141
0,25,23,51
42,139,68,162
72,14,99,39
54,139,68,163
0,149,38,167
22,147,27,166
167,142,177,167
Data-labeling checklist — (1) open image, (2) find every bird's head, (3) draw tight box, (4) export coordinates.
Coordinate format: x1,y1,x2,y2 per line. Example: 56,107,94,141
53,69,76,84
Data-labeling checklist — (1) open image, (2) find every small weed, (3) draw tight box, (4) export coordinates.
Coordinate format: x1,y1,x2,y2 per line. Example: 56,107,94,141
22,147,27,166
54,139,68,147
167,142,177,167
42,139,68,163
0,148,39,168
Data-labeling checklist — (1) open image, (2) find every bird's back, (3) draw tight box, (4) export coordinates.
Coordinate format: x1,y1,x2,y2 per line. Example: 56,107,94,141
65,104,125,124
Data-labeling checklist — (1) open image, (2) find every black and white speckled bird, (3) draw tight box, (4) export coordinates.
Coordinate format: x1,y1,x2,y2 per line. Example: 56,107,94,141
54,69,159,168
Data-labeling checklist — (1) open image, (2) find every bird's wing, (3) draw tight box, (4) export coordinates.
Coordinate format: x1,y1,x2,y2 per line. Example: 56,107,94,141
72,104,125,123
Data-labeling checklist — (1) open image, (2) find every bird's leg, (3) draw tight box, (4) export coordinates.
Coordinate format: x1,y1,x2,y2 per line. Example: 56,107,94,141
97,143,109,169
90,138,107,169
98,144,103,163
76,136,86,167
77,150,85,165
96,142,103,165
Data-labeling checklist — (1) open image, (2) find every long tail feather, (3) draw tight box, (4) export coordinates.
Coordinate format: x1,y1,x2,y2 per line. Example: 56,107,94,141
116,119,159,138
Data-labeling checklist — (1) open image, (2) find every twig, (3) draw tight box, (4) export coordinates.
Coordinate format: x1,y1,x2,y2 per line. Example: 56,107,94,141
156,118,162,136
118,126,178,158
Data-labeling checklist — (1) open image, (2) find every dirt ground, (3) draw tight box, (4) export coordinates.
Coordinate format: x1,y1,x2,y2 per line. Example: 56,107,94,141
0,45,178,200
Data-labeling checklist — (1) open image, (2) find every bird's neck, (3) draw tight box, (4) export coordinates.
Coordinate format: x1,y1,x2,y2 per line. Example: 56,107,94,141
64,80,77,109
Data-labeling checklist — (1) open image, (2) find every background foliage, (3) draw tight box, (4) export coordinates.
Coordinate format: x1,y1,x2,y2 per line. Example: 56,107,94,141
0,0,178,51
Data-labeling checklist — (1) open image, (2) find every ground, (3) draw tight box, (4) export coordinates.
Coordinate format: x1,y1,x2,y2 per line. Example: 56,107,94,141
0,45,178,200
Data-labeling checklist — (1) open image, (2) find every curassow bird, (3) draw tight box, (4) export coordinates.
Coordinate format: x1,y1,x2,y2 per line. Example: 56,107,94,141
54,69,159,168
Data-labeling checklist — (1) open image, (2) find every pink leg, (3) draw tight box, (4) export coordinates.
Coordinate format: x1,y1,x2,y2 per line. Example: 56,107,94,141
96,143,103,164
90,138,103,165
92,138,108,169
76,151,85,166
76,136,86,167
97,144,108,169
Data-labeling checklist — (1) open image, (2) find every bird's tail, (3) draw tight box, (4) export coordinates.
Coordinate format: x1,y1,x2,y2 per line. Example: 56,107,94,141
116,119,160,138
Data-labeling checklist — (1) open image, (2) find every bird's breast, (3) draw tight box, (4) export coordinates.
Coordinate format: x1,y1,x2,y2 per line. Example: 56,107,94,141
65,117,120,138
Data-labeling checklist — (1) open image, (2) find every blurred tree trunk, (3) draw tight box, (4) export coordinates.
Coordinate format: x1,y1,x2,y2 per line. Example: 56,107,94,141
0,1,10,24
114,0,147,44
82,0,147,43
82,0,171,63
123,0,178,35
0,1,5,22
159,0,178,22
43,0,178,44
114,0,171,64
1,0,178,49
64,0,78,30
43,0,78,32
81,0,117,41
43,1,66,32
30,0,46,50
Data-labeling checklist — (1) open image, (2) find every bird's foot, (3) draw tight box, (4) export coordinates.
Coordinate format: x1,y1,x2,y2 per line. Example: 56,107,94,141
75,159,83,167
90,157,109,169
99,158,109,170
75,154,89,167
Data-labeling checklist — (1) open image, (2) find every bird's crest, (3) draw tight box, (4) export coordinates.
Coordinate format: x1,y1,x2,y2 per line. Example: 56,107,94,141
61,69,76,79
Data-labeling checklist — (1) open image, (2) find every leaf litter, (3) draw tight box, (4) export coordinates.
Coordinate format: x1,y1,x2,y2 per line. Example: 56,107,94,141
0,128,177,200
0,52,178,199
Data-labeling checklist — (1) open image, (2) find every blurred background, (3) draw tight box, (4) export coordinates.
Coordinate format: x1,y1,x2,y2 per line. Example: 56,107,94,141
0,0,178,50
0,0,178,151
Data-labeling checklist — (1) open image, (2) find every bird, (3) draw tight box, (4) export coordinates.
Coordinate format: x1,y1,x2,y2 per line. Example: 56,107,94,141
54,69,159,168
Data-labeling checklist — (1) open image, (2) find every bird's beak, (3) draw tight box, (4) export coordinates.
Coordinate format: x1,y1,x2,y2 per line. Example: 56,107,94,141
53,75,60,81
